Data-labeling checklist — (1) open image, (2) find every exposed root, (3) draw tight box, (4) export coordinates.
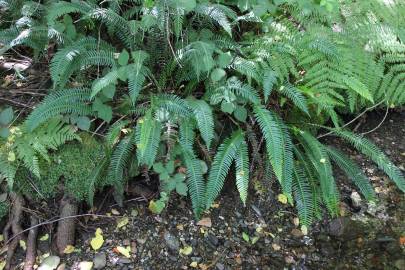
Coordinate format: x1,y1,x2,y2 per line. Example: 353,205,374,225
5,193,25,270
56,195,78,255
23,216,39,270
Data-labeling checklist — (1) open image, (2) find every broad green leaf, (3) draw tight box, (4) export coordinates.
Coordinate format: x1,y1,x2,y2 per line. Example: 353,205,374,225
233,106,247,122
210,68,226,82
221,101,235,113
118,49,129,66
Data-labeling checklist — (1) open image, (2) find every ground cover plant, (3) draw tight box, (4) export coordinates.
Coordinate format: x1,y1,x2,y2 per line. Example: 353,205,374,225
0,0,405,268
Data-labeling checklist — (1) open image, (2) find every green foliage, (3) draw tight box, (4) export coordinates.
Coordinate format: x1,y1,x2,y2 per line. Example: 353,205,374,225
1,0,404,226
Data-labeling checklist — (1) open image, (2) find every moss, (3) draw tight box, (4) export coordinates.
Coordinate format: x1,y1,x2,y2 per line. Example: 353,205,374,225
15,133,107,202
0,201,9,220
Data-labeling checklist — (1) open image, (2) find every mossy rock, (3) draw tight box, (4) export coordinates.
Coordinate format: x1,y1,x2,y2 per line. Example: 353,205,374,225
15,133,108,202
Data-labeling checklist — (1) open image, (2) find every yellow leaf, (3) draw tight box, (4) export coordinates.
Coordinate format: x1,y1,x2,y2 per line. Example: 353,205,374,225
301,225,308,236
19,239,26,250
7,151,15,162
90,228,104,251
190,261,198,268
179,245,193,256
116,217,129,229
111,209,120,215
211,203,220,208
0,261,5,270
64,245,75,254
199,263,209,270
176,224,184,231
39,234,49,241
116,246,131,258
277,194,288,204
319,158,326,163
78,261,93,270
0,235,3,242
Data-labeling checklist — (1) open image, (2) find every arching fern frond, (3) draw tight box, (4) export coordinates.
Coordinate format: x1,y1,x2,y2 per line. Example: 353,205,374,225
235,138,249,205
186,98,214,149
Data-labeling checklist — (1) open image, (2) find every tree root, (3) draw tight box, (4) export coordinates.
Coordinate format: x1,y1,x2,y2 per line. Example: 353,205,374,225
5,193,25,270
56,195,78,255
23,216,38,270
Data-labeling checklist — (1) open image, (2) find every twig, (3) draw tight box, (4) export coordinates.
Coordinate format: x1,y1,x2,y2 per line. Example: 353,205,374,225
5,213,127,245
360,105,390,135
317,99,387,139
0,97,33,108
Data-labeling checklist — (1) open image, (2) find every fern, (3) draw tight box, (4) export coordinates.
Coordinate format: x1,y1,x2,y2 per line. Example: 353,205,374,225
24,88,92,131
325,146,375,201
135,110,162,168
235,137,249,205
292,164,314,226
205,130,244,209
186,98,214,149
335,130,405,192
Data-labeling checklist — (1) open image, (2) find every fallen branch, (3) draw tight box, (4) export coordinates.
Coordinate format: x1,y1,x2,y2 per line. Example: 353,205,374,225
23,216,39,270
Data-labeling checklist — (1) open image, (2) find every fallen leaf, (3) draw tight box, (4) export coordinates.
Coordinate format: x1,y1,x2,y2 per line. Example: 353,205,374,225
242,232,250,243
63,245,75,254
196,217,212,227
19,239,26,250
293,217,300,227
40,234,49,241
116,246,131,258
272,243,281,251
116,217,129,229
38,255,60,270
211,203,220,208
301,225,308,236
78,261,93,270
277,194,288,204
111,209,120,215
90,228,104,251
190,261,198,268
0,235,3,242
199,263,209,270
400,236,405,246
179,245,193,256
251,236,260,244
176,224,184,230
0,261,5,270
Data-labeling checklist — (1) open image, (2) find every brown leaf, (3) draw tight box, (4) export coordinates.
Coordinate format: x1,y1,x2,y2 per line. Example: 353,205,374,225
196,217,212,227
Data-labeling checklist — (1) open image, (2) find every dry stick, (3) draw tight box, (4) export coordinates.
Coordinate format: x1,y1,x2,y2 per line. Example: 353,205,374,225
23,216,39,270
5,214,127,245
361,105,390,136
317,99,387,139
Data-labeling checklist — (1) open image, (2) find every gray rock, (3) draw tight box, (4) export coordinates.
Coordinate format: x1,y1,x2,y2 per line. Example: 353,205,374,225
118,258,132,264
206,234,219,248
164,231,180,251
327,217,366,240
216,263,225,270
191,257,202,263
93,252,107,269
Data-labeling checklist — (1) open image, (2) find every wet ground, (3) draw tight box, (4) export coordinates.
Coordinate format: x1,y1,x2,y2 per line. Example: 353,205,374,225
5,110,405,270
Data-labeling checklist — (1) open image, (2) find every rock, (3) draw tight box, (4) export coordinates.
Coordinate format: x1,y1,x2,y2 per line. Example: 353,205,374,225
291,228,303,238
191,257,202,263
206,234,219,248
197,217,212,227
215,263,225,270
327,217,366,240
394,259,405,270
164,231,180,251
118,258,132,264
93,252,107,269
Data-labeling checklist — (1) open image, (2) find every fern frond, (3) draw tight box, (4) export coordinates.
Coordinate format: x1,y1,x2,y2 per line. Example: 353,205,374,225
186,98,214,149
135,110,162,168
293,163,314,226
25,88,92,131
335,130,405,192
205,130,244,209
253,105,293,200
278,84,309,115
325,146,375,201
181,147,205,218
235,138,249,205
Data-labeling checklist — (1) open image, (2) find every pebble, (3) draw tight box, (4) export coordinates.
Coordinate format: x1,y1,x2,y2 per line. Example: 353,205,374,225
206,234,219,248
118,258,132,264
93,252,107,269
215,263,225,270
164,231,180,251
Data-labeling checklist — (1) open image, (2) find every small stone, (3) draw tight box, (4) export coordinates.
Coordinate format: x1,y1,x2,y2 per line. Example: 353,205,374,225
164,231,180,251
118,258,131,264
191,257,202,263
215,263,225,270
123,239,130,246
93,252,107,269
206,234,219,248
291,228,303,238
